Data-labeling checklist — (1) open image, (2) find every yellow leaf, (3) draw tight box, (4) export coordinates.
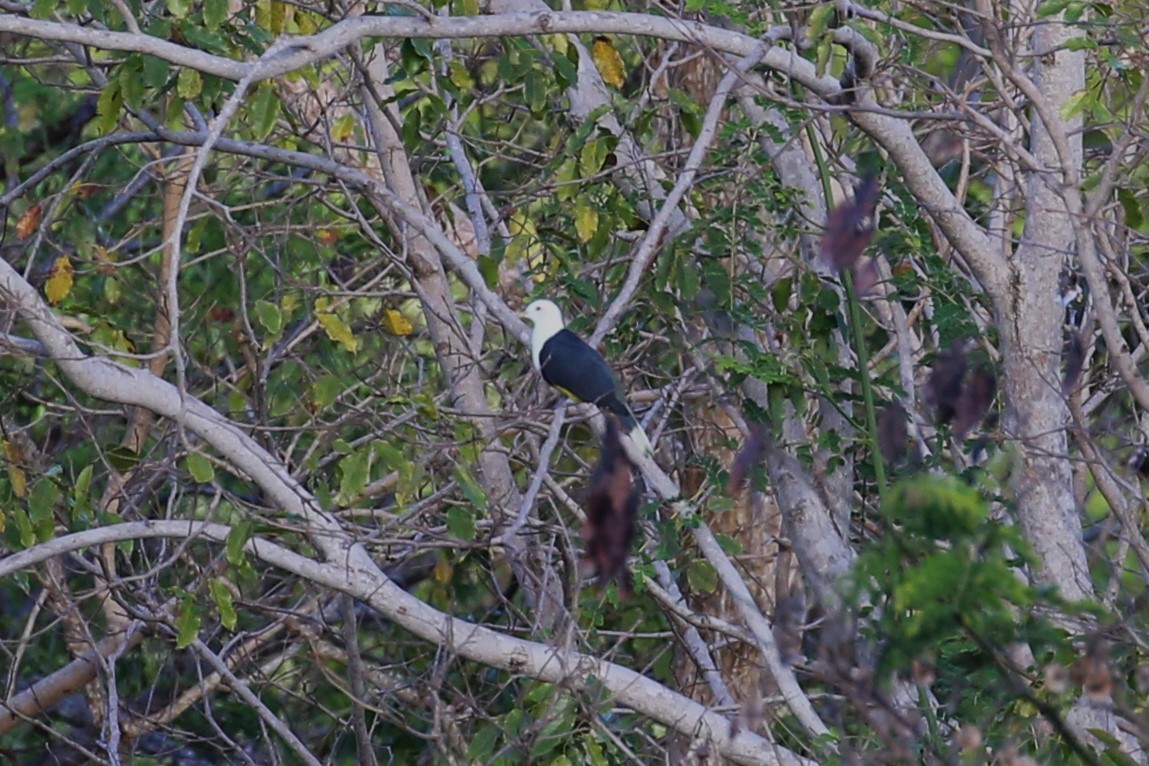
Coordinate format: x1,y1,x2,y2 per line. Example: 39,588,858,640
382,309,413,336
16,203,40,238
575,206,598,243
45,256,74,305
592,37,626,89
545,33,568,57
331,112,356,143
315,300,360,353
433,555,453,584
269,0,289,33
4,440,27,499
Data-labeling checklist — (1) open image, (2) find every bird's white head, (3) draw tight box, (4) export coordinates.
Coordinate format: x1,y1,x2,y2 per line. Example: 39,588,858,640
521,299,566,368
522,299,565,332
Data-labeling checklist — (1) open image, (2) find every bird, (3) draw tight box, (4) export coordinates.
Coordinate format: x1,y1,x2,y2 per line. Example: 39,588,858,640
521,299,654,456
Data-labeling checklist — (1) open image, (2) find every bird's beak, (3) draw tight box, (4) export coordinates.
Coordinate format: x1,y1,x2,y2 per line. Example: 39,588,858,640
519,310,529,319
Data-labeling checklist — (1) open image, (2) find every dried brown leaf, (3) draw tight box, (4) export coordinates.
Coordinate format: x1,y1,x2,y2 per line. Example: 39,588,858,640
820,175,880,271
1062,332,1085,394
925,341,968,425
876,401,908,464
727,423,768,495
953,368,996,438
582,416,640,598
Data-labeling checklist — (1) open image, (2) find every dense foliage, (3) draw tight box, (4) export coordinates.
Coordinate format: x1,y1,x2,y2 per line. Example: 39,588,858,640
2,0,1149,764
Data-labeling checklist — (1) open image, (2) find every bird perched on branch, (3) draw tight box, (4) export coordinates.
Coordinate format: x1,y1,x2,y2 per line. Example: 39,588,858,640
521,299,653,456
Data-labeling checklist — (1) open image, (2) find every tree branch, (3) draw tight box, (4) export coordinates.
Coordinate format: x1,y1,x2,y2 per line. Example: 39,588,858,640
0,521,817,766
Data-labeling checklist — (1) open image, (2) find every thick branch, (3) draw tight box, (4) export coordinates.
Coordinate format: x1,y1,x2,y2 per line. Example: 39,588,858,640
0,521,817,766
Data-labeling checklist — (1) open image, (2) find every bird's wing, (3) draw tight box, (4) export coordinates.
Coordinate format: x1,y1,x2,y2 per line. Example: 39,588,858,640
539,329,623,408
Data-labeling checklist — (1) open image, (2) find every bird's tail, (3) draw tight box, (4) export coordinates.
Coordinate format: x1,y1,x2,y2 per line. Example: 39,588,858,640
600,394,654,456
617,409,654,457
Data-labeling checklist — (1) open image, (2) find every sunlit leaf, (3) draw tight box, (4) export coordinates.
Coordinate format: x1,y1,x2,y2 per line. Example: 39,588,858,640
45,256,73,305
382,308,414,336
592,37,626,89
575,206,599,244
4,440,27,498
186,451,216,483
255,299,283,336
433,555,453,583
316,299,360,353
269,0,288,34
16,203,41,238
177,68,202,99
331,112,357,143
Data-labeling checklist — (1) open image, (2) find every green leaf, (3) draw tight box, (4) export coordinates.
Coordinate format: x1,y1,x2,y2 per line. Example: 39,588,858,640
177,68,202,100
31,0,56,19
807,3,835,38
204,0,229,29
1060,87,1091,121
251,84,280,141
177,24,229,55
453,464,488,512
467,724,500,760
95,78,124,136
885,475,988,539
524,69,546,116
166,0,190,18
119,57,146,109
1118,187,1143,230
226,520,253,565
72,464,94,525
255,299,283,337
687,560,718,593
446,506,476,541
28,477,59,526
175,595,202,649
575,206,599,244
143,56,170,89
1064,36,1097,50
316,299,360,353
312,375,344,409
103,276,122,304
338,449,371,499
11,507,36,549
185,451,215,483
1064,0,1087,22
579,138,609,177
209,579,238,630
1036,0,1072,15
